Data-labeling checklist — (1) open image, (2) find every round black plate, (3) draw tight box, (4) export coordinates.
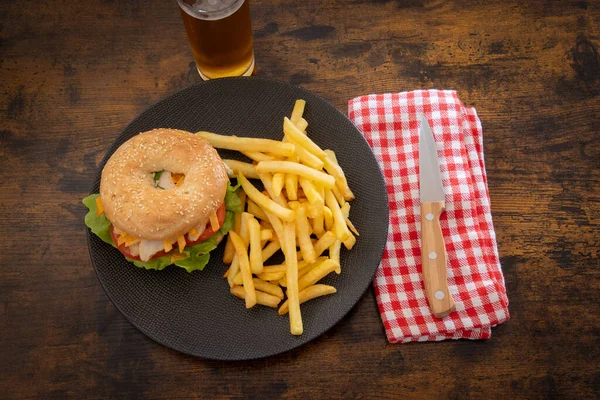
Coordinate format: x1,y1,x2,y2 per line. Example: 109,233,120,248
87,77,389,360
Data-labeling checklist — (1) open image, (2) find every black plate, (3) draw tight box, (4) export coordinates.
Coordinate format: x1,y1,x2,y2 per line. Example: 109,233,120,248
87,77,389,360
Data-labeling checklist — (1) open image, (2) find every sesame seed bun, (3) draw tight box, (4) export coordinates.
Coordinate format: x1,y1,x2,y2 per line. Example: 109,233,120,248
99,128,228,241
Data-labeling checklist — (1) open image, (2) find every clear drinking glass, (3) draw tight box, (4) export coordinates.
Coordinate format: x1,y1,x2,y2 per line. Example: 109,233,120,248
177,0,255,80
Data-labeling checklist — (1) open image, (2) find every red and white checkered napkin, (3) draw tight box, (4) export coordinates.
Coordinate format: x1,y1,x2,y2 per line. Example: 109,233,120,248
348,90,509,343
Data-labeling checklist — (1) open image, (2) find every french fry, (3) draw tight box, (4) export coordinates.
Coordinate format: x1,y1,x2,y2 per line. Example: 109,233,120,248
239,190,248,209
223,159,260,179
261,240,281,262
223,242,236,266
290,99,306,124
331,184,346,208
339,201,357,249
259,219,273,231
297,265,313,279
260,229,273,241
297,256,328,279
247,215,263,275
299,257,323,270
265,261,325,285
258,270,286,281
231,286,280,309
324,189,350,241
278,284,337,315
225,190,246,285
295,205,316,263
257,161,335,189
258,172,288,208
240,212,253,246
288,137,324,170
298,259,339,291
232,271,243,286
197,131,295,158
227,253,239,288
238,173,295,222
246,199,268,220
253,278,285,299
282,117,326,160
261,207,288,252
284,166,298,201
261,264,287,274
313,231,338,257
291,203,317,228
223,191,246,264
272,172,285,197
343,231,357,250
298,177,324,205
242,151,277,162
330,240,342,274
282,258,325,281
341,202,359,236
324,149,355,200
229,231,256,308
319,186,328,207
295,118,308,132
283,220,303,335
304,202,321,219
312,208,325,238
323,206,334,231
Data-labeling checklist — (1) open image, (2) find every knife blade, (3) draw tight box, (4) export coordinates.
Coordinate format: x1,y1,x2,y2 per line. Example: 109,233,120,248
419,115,455,318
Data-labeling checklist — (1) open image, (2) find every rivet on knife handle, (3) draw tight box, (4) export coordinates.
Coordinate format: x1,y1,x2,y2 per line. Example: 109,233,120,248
421,201,455,318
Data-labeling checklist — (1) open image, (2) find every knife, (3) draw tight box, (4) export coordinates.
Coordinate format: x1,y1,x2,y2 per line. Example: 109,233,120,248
419,115,455,318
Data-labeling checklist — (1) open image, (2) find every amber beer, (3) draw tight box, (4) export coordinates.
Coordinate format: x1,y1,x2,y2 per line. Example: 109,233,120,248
178,0,255,80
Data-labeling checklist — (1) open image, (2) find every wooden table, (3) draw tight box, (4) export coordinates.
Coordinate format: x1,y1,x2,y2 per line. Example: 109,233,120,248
2,0,599,398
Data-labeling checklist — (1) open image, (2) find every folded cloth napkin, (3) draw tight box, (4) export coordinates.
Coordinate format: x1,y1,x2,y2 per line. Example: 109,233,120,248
348,90,509,343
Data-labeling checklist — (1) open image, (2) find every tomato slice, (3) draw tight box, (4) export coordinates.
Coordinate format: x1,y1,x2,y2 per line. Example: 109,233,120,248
109,226,146,261
185,203,226,246
109,203,227,261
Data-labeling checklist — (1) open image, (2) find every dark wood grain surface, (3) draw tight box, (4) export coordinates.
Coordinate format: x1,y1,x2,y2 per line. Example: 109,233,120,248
1,0,599,398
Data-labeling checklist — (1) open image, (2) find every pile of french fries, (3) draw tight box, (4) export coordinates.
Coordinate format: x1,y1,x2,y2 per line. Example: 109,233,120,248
197,100,358,336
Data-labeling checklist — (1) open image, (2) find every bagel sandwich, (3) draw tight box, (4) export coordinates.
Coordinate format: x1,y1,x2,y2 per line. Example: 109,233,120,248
83,128,242,272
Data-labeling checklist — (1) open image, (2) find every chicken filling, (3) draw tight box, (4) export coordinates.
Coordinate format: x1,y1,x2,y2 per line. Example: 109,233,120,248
153,170,185,190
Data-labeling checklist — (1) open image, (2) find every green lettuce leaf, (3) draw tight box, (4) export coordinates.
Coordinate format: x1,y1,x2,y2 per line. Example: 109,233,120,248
173,235,219,272
153,170,164,183
83,180,242,273
220,207,236,234
130,255,176,271
225,179,242,214
82,194,114,246
174,253,210,273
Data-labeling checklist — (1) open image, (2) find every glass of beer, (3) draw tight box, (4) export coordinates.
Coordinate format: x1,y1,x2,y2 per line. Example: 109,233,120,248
177,0,255,80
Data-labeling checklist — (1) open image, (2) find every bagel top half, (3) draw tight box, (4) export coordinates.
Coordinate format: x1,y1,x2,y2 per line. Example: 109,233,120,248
99,128,228,241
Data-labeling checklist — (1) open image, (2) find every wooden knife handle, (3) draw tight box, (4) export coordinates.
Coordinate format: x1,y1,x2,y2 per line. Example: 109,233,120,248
421,201,455,318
